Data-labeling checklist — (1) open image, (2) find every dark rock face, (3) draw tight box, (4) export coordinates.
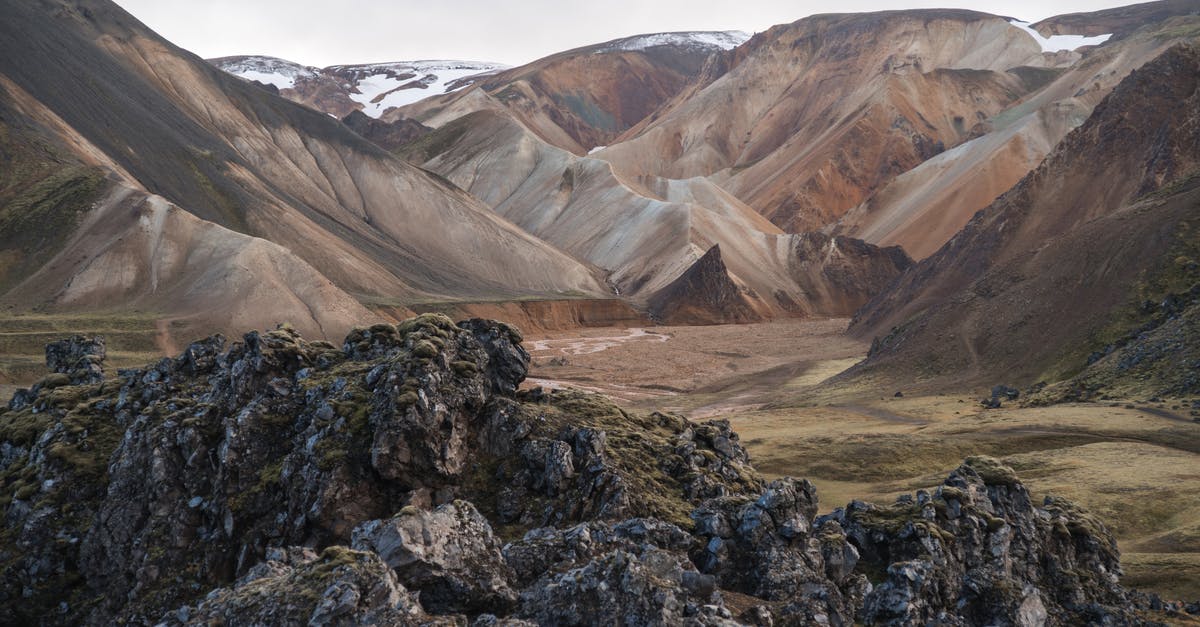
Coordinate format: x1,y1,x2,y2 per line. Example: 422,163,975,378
8,335,107,410
648,244,768,325
352,500,518,614
832,456,1134,625
691,478,868,624
0,317,1172,625
45,335,106,384
158,546,444,626
342,109,433,152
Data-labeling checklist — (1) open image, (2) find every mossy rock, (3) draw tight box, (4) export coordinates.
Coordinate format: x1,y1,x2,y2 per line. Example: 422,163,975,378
451,360,478,376
964,455,1021,486
412,340,439,359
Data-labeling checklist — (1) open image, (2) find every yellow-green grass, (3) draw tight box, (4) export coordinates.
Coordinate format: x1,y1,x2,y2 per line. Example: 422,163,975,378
0,313,164,390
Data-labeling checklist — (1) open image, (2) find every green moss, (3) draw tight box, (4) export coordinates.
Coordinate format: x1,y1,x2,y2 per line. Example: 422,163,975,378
938,486,966,502
394,391,419,407
260,412,295,429
1043,496,1119,560
333,398,371,434
396,313,457,338
412,340,438,359
317,445,348,471
0,409,54,447
964,456,1021,487
515,389,762,531
40,373,71,389
450,360,478,376
258,461,283,485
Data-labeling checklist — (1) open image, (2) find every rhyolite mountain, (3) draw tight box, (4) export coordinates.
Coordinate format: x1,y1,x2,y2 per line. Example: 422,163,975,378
831,1,1200,259
587,2,1200,255
0,317,1180,624
386,31,751,155
0,0,609,346
397,108,912,323
848,43,1200,399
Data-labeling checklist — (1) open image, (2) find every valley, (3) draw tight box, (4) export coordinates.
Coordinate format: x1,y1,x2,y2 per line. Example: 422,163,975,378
1,0,1198,622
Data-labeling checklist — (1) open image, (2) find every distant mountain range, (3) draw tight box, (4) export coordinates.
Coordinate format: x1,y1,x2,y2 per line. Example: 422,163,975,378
209,56,509,119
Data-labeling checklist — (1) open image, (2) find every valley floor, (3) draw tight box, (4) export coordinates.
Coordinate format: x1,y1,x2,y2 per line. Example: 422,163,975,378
524,319,1200,601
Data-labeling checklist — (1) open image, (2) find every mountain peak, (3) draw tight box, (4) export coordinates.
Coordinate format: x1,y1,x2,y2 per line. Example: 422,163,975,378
596,30,752,53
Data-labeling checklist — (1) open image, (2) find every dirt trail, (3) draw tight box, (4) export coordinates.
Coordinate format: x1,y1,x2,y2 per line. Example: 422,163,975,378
154,318,179,356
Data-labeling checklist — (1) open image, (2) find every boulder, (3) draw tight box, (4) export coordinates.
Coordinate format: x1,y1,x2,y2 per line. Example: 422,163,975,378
352,501,517,615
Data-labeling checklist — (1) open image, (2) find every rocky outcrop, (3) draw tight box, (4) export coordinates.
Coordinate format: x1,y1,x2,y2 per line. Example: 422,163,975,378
0,315,757,623
0,317,1178,625
159,547,444,626
7,335,107,410
832,456,1134,625
691,478,868,624
648,245,769,325
342,110,433,152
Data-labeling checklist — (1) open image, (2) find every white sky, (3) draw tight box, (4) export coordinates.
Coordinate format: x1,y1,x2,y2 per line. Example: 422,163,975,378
112,1,1138,67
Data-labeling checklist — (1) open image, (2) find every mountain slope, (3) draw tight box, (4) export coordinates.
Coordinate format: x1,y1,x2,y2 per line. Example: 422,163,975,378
403,108,911,321
0,0,607,342
391,31,750,154
831,5,1200,259
1033,0,1200,36
847,44,1200,394
598,10,1057,232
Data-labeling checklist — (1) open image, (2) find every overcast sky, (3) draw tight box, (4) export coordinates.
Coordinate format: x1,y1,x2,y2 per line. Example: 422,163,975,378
113,1,1136,67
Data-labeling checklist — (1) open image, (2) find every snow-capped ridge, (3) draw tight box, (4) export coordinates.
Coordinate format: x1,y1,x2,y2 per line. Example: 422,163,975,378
598,31,752,54
326,60,509,118
211,55,320,90
326,60,509,74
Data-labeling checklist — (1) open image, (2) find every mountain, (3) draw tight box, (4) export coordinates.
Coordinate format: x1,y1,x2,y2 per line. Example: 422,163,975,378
597,10,1057,232
0,0,607,344
831,2,1200,259
390,31,751,154
209,55,507,119
847,43,1200,396
589,3,1200,257
400,108,911,322
1033,0,1200,36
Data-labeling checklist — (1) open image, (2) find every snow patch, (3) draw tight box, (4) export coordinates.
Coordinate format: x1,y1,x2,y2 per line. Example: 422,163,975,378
213,56,318,90
588,145,607,155
1009,20,1111,53
599,31,751,54
330,60,509,118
